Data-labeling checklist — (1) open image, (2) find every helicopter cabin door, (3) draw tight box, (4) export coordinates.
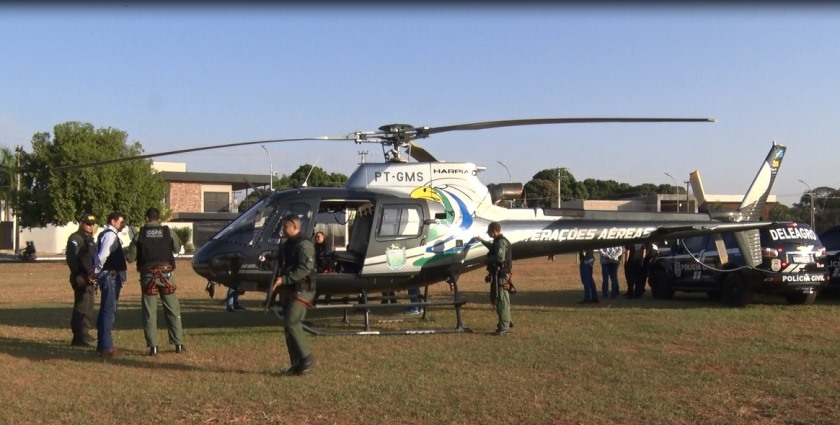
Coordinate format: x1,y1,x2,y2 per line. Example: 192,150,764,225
362,199,428,273
247,198,319,290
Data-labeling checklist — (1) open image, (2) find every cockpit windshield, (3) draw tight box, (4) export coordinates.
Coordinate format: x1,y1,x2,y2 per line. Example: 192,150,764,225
212,197,277,245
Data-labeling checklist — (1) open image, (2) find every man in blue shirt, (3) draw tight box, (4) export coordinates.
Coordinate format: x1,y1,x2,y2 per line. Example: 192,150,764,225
93,211,127,356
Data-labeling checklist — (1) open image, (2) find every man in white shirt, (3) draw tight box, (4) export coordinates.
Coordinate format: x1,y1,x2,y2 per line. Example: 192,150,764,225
598,246,624,299
93,211,127,357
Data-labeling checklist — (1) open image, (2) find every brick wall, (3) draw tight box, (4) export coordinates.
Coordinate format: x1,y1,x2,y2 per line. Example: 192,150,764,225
169,182,202,213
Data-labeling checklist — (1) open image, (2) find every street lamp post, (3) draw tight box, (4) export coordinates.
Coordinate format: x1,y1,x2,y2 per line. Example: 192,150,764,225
497,160,512,182
798,179,815,229
665,172,678,212
261,145,273,192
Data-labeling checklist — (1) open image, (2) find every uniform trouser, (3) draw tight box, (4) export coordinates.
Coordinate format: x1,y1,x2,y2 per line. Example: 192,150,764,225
636,263,650,297
71,284,96,342
490,273,512,330
283,288,317,367
624,262,644,296
601,263,620,298
96,271,125,352
140,274,184,348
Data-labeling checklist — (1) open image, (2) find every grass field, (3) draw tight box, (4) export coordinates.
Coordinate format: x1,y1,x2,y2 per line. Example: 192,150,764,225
2,254,840,425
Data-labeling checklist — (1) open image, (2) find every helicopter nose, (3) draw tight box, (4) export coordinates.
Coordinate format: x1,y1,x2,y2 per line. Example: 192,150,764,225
190,243,213,279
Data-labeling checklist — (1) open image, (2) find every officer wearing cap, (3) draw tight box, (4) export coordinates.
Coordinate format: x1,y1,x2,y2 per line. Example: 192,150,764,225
272,214,317,375
474,221,513,336
65,213,98,347
126,207,185,356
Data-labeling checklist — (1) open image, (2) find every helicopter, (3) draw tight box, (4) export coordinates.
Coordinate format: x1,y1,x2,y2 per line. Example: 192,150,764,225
57,118,785,334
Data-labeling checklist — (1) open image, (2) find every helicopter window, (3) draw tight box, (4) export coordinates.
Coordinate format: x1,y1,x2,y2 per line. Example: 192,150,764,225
212,197,276,245
268,202,313,245
314,212,347,251
377,205,423,238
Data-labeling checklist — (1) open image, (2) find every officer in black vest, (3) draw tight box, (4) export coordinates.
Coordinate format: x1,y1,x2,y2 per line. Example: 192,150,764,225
65,213,98,347
93,211,128,356
127,207,184,356
272,214,317,376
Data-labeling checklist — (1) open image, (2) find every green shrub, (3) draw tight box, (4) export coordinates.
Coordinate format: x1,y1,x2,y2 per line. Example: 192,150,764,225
172,226,194,253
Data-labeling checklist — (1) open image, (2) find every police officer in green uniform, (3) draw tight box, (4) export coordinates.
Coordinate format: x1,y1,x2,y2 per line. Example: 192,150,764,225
272,214,317,375
127,207,185,356
65,213,98,347
476,221,513,335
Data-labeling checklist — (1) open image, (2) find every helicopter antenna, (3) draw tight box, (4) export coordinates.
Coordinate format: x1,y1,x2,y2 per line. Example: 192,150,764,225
301,157,321,188
357,150,369,164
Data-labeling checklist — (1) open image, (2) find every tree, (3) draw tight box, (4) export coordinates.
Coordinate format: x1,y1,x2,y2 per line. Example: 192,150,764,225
523,179,557,208
807,187,840,233
237,188,270,213
768,203,797,222
237,164,350,212
275,164,347,190
524,167,586,208
15,122,167,227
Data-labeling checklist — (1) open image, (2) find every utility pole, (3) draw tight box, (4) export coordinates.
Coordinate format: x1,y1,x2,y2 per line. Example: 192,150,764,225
684,180,690,213
13,145,22,255
665,172,678,212
557,168,563,209
798,179,815,229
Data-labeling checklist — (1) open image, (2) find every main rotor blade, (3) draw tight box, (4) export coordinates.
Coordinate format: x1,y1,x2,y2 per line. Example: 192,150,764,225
54,135,351,171
407,141,437,162
421,117,715,136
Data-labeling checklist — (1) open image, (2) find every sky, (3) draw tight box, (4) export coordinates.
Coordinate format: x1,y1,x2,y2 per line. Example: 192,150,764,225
1,3,839,206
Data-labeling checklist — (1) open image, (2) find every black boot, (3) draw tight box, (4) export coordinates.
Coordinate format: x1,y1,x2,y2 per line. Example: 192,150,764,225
148,346,158,356
175,344,185,354
295,355,315,375
284,360,299,375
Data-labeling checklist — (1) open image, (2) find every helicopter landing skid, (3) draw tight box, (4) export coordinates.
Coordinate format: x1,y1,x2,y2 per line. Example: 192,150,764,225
268,287,472,336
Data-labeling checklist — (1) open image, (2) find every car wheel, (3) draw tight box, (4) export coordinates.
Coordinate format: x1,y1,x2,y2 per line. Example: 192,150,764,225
649,269,674,300
785,291,817,305
722,273,752,307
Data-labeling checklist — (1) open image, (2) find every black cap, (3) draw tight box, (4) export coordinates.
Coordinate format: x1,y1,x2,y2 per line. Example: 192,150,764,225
80,214,96,225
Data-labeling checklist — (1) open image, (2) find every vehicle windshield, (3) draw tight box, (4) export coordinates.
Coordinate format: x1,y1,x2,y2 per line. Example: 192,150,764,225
212,196,277,245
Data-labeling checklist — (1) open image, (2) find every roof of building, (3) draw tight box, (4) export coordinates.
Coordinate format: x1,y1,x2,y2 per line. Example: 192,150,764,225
159,171,271,191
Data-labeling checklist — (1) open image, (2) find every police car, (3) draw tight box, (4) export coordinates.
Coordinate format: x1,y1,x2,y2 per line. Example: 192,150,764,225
818,226,840,294
648,222,827,307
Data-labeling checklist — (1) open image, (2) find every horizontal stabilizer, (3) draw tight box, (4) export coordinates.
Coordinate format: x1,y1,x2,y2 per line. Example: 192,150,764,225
649,221,775,241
